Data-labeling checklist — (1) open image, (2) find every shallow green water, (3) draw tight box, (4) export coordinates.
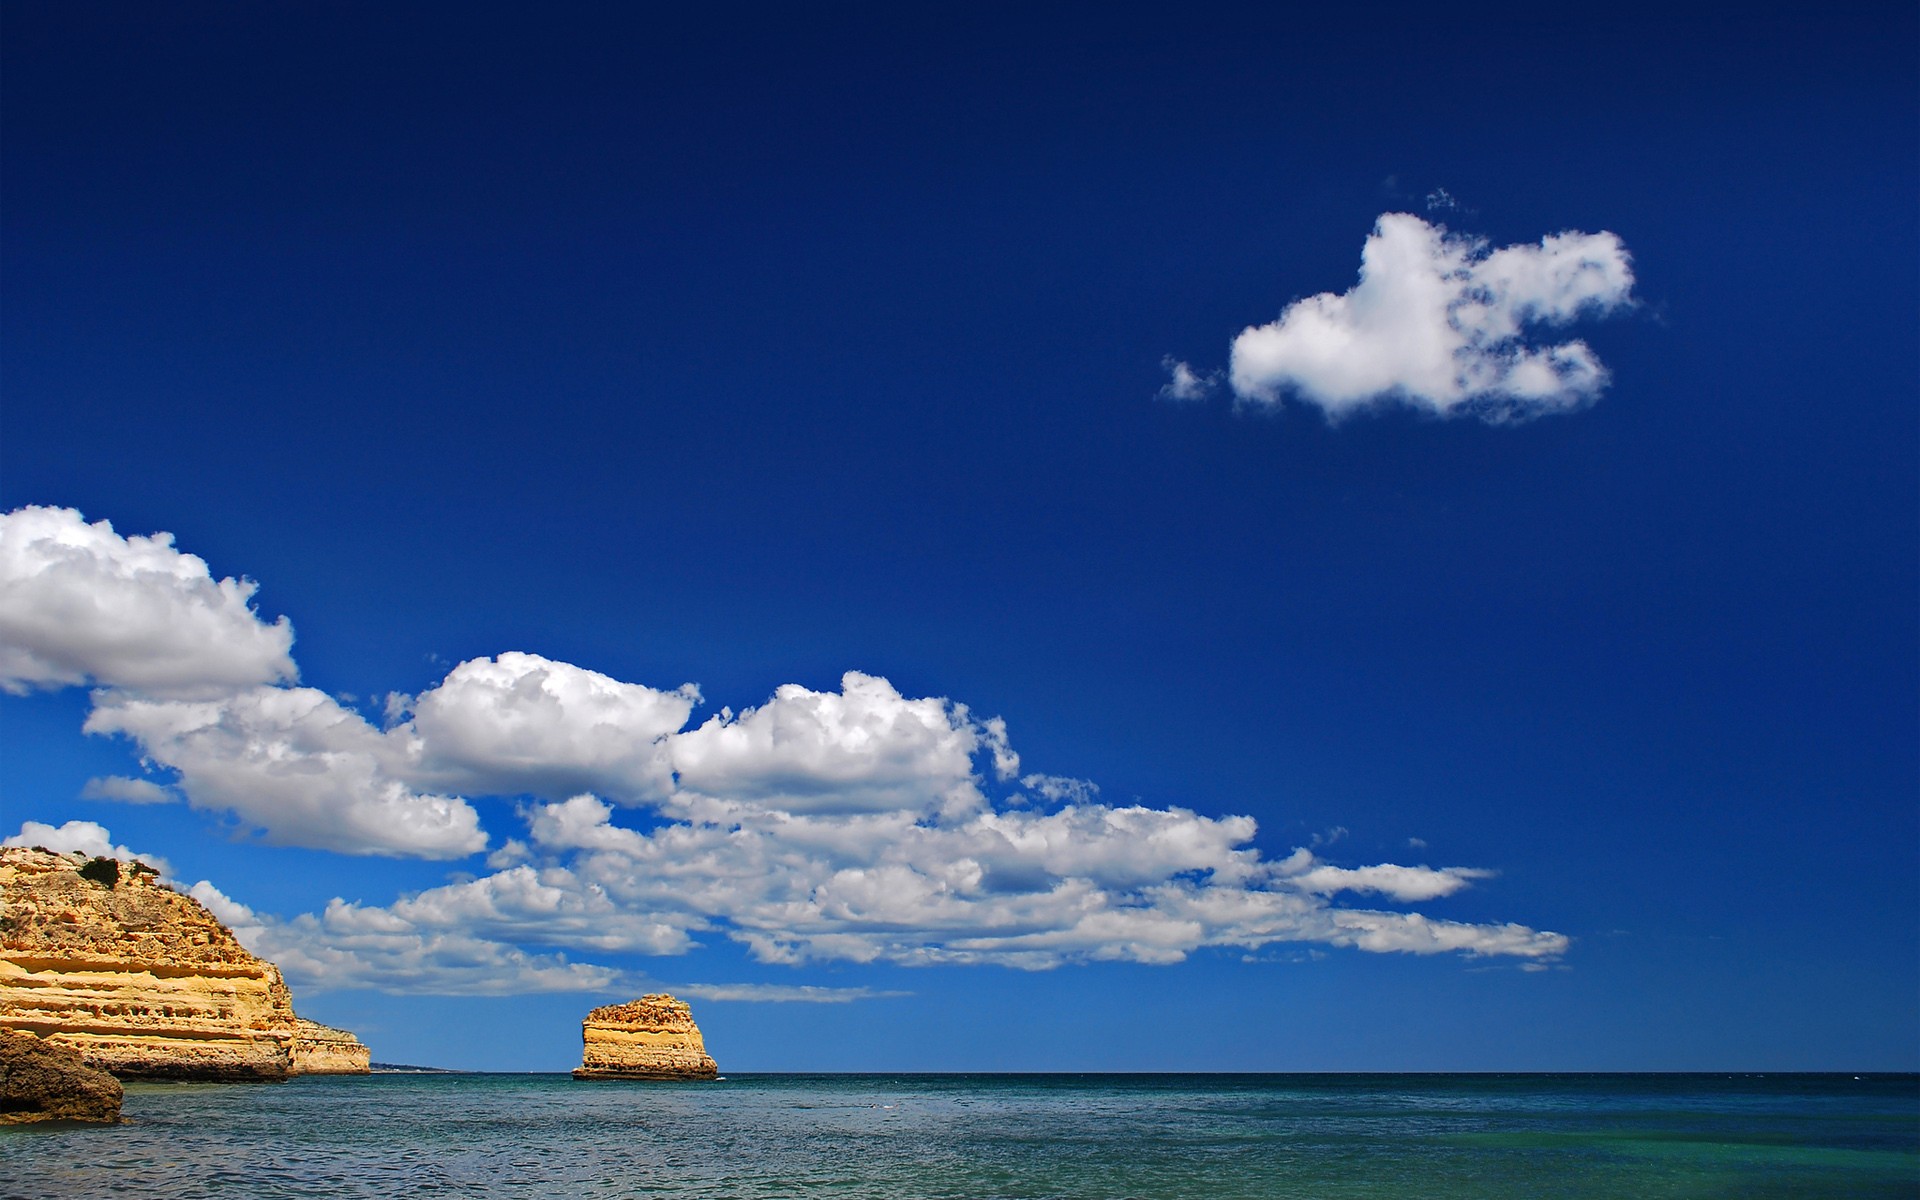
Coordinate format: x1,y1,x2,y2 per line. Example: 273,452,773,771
3,1073,1915,1198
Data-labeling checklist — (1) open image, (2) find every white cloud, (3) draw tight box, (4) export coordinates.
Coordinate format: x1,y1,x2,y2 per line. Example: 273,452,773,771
188,878,622,995
0,506,295,697
79,775,177,805
4,819,170,878
668,671,1001,817
298,790,1563,975
351,860,701,955
84,686,486,859
70,656,1020,859
1273,848,1491,902
407,652,700,802
185,878,262,931
70,656,1567,973
20,754,1565,997
486,838,532,869
672,983,910,1003
1020,773,1100,805
1157,357,1218,402
1228,213,1633,422
1323,910,1565,957
4,506,1568,976
190,875,899,1001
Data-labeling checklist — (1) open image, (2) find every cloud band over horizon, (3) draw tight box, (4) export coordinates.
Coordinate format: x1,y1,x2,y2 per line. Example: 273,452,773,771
1,505,1569,993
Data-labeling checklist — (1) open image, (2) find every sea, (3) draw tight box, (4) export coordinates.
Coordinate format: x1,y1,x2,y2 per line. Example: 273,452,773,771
3,1073,1915,1198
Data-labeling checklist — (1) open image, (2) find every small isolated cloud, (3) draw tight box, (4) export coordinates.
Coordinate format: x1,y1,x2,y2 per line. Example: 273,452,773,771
1274,848,1491,902
1425,187,1463,212
1241,948,1327,965
672,983,911,1004
0,506,295,697
80,775,177,805
1157,357,1218,402
1021,773,1100,805
1227,213,1634,422
4,819,171,877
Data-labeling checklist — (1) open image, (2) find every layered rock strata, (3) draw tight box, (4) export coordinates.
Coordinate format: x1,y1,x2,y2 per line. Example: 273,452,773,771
291,1018,373,1075
0,847,369,1081
0,1027,123,1124
573,994,718,1080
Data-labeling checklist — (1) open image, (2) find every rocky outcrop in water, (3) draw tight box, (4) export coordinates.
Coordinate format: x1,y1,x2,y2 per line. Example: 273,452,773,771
0,846,369,1080
572,994,717,1080
0,1026,123,1123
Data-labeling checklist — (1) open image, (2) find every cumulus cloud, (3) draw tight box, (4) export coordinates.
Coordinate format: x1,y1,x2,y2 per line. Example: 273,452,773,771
85,686,486,859
79,775,177,804
4,819,171,877
0,506,295,697
406,652,700,802
1227,213,1633,422
668,672,1005,817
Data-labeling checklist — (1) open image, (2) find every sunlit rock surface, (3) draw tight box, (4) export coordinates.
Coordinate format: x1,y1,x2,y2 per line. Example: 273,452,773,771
573,994,718,1080
292,1018,373,1075
0,846,368,1080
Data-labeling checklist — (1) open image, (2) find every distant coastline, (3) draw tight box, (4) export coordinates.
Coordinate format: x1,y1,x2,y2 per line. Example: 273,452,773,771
368,1063,462,1074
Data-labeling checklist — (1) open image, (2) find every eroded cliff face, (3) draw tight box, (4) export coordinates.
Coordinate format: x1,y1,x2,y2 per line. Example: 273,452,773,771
0,847,368,1080
573,994,718,1080
291,1018,372,1075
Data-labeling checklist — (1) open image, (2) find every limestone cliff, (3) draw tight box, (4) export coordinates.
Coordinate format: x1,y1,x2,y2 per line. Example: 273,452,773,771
0,846,369,1080
291,1018,373,1075
573,994,717,1080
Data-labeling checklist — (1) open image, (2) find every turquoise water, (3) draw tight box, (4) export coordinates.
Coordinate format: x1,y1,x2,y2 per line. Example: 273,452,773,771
3,1073,1915,1198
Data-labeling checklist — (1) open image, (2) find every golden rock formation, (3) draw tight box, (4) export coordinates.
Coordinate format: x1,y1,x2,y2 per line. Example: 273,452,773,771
573,993,718,1080
0,846,369,1080
291,1018,373,1075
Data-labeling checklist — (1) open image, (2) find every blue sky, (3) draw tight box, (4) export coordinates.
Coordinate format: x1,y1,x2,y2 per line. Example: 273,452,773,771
2,2,1914,1071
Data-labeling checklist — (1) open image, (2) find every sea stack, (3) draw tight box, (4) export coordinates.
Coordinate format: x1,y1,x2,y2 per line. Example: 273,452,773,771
572,993,718,1080
0,846,370,1080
